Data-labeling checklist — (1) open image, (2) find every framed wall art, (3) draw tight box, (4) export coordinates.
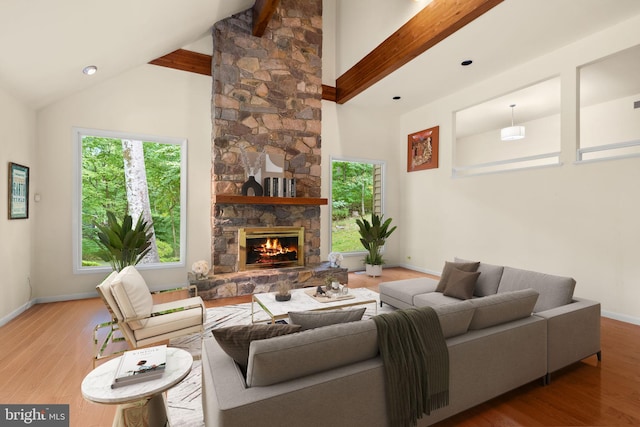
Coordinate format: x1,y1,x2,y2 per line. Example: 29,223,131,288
407,126,439,172
8,162,29,219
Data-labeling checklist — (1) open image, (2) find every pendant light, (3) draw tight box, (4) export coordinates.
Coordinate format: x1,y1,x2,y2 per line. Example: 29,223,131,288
501,104,525,141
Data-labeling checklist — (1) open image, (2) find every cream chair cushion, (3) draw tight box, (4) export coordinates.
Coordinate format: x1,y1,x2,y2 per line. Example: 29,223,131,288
110,266,153,329
96,271,123,320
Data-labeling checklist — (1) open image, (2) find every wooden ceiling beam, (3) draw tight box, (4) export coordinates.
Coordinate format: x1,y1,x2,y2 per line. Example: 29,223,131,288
253,0,281,37
335,0,504,104
148,49,212,76
322,85,337,102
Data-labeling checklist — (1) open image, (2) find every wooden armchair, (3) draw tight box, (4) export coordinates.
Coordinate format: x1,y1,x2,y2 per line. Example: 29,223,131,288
94,266,206,365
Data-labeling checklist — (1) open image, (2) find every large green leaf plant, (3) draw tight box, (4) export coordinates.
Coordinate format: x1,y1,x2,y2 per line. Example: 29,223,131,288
355,214,397,266
95,211,153,272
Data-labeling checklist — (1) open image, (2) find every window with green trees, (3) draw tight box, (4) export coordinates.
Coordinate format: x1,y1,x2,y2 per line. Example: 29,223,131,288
73,128,186,272
330,157,384,253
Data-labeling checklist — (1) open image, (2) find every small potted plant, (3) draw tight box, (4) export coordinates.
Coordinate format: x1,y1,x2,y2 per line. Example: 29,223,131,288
324,275,340,291
275,282,292,301
355,213,397,277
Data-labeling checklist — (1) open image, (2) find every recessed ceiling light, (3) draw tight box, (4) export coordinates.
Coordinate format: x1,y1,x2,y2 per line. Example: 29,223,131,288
392,96,401,100
82,65,98,76
461,59,473,66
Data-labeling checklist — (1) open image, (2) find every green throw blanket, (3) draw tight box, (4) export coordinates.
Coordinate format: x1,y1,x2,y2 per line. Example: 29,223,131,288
372,306,449,427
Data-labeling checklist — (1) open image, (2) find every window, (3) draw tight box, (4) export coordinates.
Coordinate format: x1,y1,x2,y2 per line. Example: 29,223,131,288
454,77,561,177
578,44,640,162
73,128,187,273
330,157,384,253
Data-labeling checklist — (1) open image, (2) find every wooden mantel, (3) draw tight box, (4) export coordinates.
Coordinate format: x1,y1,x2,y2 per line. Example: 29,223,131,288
213,194,327,206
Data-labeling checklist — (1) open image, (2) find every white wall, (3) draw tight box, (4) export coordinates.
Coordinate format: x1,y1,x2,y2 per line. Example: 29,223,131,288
580,93,640,148
398,15,640,323
321,101,403,271
0,85,36,322
33,65,212,300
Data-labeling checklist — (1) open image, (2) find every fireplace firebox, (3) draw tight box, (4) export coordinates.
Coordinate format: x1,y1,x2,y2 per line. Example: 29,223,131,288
238,227,305,270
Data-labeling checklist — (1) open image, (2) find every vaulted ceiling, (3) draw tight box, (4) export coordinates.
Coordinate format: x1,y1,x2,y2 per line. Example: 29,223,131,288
1,0,639,116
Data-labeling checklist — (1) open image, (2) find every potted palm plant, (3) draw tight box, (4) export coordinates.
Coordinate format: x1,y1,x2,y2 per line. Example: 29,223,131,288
94,211,154,272
355,213,397,277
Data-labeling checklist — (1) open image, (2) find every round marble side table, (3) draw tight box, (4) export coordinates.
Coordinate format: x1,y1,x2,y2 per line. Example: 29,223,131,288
82,347,193,427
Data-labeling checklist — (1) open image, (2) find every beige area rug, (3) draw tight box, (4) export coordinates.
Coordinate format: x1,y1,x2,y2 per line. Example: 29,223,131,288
166,289,392,426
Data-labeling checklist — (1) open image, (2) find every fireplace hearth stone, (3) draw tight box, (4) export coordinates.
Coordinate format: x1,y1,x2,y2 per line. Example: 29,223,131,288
188,262,348,300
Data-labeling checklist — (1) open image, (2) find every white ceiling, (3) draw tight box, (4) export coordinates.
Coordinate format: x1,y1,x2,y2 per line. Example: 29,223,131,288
0,0,253,109
0,0,639,115
346,0,640,118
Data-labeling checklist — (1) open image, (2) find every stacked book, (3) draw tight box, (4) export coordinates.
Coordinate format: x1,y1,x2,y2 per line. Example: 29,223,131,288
111,345,167,389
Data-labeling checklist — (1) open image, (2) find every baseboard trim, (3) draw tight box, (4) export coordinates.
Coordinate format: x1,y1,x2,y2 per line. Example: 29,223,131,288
3,285,639,328
601,310,640,326
0,300,36,328
395,263,441,277
0,281,195,327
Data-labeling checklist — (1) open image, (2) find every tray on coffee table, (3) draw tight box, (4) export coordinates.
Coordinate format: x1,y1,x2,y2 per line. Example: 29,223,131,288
251,287,377,324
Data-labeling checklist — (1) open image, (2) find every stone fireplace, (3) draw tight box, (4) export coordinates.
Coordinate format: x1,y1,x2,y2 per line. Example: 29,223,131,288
210,0,323,274
189,0,347,300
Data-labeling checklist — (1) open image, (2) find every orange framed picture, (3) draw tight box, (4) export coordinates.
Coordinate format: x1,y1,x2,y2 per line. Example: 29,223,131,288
407,126,439,172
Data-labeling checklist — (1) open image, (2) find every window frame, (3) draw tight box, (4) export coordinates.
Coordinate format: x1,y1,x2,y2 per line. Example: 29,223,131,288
329,155,386,255
72,127,188,274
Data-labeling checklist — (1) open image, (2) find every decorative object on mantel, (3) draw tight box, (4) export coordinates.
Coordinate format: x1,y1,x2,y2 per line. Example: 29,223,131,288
240,147,266,177
240,147,266,196
283,178,296,197
328,252,343,268
241,176,264,196
356,213,397,277
191,260,210,280
275,282,292,302
408,125,439,172
263,177,271,196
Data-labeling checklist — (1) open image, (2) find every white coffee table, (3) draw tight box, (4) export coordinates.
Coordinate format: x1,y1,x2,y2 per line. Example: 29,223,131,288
251,287,378,323
82,347,192,427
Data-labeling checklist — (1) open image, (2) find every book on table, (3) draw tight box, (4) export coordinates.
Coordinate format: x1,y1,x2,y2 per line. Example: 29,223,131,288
111,344,167,389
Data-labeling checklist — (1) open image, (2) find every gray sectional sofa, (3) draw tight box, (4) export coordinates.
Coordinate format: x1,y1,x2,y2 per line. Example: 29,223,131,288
200,260,601,427
380,259,601,382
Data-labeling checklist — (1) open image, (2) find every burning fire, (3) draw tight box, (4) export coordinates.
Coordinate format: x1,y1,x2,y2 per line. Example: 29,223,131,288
256,238,296,257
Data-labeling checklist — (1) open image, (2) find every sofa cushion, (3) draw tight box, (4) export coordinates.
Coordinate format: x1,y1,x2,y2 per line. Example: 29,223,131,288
455,257,504,297
431,300,476,338
497,267,576,312
379,277,438,306
436,261,480,292
443,268,480,300
212,324,302,369
414,292,463,308
110,266,153,329
468,289,539,330
289,307,366,331
246,319,378,387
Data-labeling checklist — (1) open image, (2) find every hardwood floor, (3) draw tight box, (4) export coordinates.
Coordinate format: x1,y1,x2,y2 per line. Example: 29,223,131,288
0,267,638,426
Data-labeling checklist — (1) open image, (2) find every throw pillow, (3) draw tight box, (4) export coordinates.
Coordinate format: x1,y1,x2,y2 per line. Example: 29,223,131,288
288,307,366,330
435,261,480,292
443,268,480,300
110,266,153,329
212,324,302,369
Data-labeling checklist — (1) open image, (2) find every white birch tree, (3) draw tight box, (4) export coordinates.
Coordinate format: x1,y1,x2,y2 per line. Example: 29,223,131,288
122,139,160,263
